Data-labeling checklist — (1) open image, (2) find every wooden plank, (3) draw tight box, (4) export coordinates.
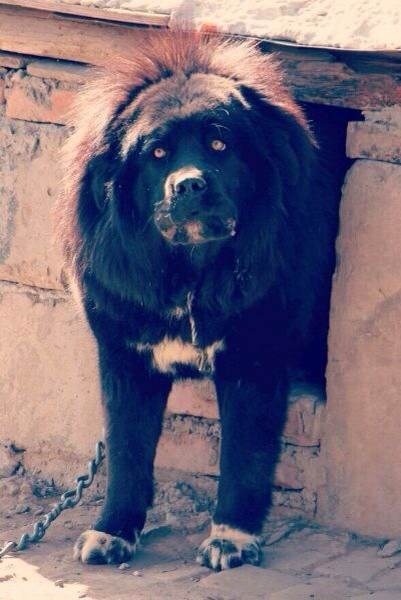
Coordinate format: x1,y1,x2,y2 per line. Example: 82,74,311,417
276,48,401,109
262,38,401,62
0,0,170,26
0,4,166,65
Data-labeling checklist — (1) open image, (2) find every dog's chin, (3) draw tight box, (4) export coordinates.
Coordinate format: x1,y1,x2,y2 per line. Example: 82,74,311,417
155,215,237,246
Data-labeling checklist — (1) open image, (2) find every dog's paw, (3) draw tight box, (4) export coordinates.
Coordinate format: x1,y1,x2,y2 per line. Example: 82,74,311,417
73,529,138,565
196,524,262,571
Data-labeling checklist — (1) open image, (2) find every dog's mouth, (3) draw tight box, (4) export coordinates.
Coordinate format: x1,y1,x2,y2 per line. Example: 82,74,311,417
154,212,237,245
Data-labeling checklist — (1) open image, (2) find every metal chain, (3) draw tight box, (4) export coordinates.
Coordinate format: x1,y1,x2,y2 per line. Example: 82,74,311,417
0,441,105,559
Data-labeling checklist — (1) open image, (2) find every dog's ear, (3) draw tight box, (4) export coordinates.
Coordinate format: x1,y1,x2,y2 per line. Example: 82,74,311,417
74,151,119,246
80,142,141,232
83,153,115,212
240,86,316,187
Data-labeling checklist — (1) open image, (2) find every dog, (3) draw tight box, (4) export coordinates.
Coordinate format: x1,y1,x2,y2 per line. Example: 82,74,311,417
57,30,345,570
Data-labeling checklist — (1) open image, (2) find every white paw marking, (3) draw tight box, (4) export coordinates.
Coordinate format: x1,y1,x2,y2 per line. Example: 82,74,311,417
74,529,138,565
197,523,262,570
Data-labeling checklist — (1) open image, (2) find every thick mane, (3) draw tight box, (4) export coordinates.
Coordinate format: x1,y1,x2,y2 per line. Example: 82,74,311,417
56,30,315,317
111,31,306,126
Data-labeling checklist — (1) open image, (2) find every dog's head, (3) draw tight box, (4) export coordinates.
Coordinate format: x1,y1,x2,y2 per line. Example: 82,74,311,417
59,31,316,305
123,72,262,246
136,118,241,246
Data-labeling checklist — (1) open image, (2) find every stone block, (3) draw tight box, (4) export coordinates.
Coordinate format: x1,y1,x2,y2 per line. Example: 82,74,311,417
271,580,365,600
347,107,401,165
293,445,325,494
320,159,401,537
167,379,218,419
267,529,349,573
274,456,303,490
347,122,401,164
0,116,66,289
5,73,77,125
155,416,220,476
283,392,324,446
313,547,398,584
272,489,316,515
0,51,27,69
199,565,302,598
26,59,89,84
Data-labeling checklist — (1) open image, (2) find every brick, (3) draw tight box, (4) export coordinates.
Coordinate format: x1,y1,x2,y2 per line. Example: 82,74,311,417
272,489,316,514
167,379,218,419
274,459,303,490
0,51,27,69
347,121,401,164
283,393,324,447
293,447,325,498
155,417,220,476
158,412,312,492
155,434,218,475
27,59,89,84
5,74,77,125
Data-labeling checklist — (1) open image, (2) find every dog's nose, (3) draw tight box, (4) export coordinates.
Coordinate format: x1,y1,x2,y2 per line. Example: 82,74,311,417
174,175,207,196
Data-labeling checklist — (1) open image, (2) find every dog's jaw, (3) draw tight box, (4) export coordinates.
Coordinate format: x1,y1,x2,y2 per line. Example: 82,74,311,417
154,213,236,245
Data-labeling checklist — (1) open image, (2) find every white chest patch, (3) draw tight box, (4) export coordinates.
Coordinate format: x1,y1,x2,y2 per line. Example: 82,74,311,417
135,337,225,375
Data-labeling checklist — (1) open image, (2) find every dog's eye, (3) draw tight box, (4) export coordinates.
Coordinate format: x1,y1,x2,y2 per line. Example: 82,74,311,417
153,147,167,159
210,139,226,152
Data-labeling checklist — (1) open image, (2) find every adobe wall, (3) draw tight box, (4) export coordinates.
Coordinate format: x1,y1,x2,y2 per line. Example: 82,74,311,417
0,54,323,522
319,108,401,537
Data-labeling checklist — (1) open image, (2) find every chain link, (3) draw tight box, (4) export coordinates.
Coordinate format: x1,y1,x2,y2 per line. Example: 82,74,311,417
0,441,105,559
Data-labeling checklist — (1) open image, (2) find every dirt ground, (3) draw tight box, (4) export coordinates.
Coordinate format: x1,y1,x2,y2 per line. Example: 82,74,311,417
1,479,401,600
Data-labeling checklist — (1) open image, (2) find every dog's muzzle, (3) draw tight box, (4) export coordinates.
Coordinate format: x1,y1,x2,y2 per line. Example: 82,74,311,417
154,168,237,245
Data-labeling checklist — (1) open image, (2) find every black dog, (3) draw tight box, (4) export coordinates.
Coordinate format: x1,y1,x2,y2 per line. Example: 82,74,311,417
57,31,345,570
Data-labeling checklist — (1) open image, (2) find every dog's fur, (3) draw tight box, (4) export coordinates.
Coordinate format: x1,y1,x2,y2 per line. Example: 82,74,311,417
57,31,346,569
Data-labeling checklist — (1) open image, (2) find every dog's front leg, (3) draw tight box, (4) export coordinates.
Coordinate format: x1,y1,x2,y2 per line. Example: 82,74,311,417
197,370,288,570
74,346,172,564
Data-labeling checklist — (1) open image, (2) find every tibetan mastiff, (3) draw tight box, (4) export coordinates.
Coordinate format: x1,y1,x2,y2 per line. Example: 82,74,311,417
58,31,346,570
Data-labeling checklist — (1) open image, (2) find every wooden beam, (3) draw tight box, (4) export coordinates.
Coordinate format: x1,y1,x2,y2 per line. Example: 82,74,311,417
0,0,169,26
264,45,401,110
0,3,167,65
